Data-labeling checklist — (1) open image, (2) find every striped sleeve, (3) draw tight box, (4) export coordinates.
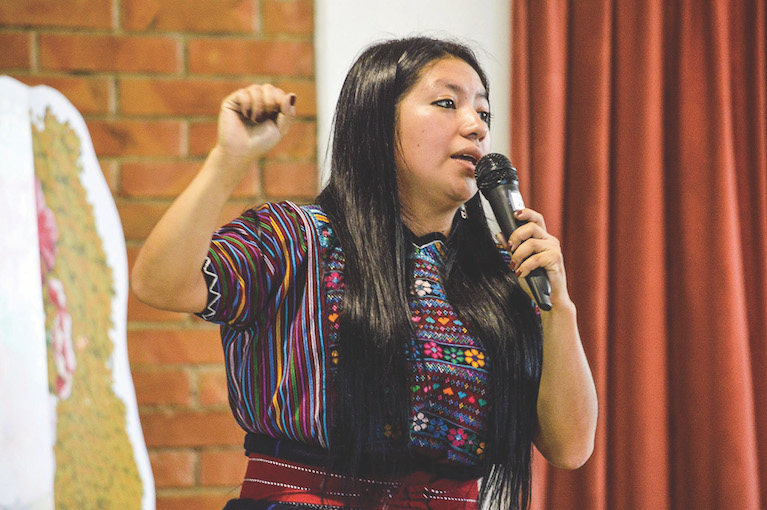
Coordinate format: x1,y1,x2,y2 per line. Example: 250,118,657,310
197,202,308,329
194,202,329,446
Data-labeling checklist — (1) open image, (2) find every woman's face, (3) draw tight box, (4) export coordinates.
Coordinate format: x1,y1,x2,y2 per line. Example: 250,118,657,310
394,57,491,217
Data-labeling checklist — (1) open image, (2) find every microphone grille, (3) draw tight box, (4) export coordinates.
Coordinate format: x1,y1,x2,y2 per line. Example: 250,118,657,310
474,153,518,192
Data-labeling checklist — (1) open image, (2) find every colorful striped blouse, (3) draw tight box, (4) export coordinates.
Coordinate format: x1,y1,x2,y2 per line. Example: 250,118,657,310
199,201,498,467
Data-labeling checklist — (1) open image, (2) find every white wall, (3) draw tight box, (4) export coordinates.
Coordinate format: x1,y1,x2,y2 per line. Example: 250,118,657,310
314,0,511,183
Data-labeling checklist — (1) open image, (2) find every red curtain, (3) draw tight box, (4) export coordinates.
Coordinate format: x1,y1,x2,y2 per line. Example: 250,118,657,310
511,1,767,509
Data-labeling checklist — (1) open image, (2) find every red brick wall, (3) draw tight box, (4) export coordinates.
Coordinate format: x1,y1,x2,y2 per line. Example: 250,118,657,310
1,1,316,508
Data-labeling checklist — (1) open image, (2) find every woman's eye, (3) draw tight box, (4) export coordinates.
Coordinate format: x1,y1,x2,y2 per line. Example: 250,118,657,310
479,111,492,124
433,99,455,109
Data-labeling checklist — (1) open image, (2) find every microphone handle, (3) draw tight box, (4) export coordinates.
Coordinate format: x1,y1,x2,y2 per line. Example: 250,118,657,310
485,185,552,311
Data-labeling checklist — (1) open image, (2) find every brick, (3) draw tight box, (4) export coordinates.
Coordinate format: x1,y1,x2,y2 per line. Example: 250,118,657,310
189,39,314,77
116,200,170,239
262,161,317,198
128,291,191,322
98,159,119,192
40,34,181,73
263,1,314,36
156,492,232,510
149,450,196,488
189,122,217,156
15,75,112,115
199,449,247,486
120,160,204,197
123,0,256,33
267,120,315,159
0,0,112,29
87,119,184,157
0,33,30,69
120,77,241,116
133,368,191,405
127,328,224,364
198,369,229,406
140,410,243,447
120,160,260,198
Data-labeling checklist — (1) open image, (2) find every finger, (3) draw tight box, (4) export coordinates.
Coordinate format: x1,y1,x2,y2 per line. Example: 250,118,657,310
222,89,249,119
509,238,554,271
507,223,550,253
246,85,267,123
515,251,556,279
276,92,297,135
511,238,561,272
259,84,284,120
513,208,547,231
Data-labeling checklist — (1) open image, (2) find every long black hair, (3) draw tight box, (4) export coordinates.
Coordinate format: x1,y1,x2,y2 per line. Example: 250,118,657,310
316,36,543,509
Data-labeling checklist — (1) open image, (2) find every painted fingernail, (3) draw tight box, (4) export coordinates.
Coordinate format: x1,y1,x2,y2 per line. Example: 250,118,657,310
514,210,523,216
289,94,296,106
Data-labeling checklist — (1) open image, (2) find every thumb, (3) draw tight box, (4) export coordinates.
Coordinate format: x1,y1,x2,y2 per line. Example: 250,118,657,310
276,93,297,136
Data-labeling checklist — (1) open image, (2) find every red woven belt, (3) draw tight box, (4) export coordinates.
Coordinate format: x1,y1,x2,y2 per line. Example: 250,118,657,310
240,452,479,509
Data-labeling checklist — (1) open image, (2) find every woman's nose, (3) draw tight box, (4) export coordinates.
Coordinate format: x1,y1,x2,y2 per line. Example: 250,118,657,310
460,108,489,141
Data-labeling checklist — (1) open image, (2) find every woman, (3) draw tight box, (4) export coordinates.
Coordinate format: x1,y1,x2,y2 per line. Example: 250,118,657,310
132,36,597,509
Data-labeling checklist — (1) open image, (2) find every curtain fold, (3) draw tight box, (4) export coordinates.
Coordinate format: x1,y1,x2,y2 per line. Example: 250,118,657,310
512,1,767,508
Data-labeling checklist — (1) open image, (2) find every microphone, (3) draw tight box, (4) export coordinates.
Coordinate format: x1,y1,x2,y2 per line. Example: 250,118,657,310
475,153,552,311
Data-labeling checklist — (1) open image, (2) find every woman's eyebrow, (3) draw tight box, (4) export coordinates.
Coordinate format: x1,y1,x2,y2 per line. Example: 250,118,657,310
433,79,488,101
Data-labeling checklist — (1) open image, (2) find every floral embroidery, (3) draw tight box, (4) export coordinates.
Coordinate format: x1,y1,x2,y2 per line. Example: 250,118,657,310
404,235,493,466
448,427,467,447
382,423,403,439
443,346,465,364
316,206,496,467
464,349,485,368
412,412,429,432
413,279,433,297
430,417,449,438
324,271,342,289
423,341,443,359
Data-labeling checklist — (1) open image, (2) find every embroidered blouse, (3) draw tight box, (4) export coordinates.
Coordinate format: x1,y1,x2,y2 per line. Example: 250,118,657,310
199,201,506,467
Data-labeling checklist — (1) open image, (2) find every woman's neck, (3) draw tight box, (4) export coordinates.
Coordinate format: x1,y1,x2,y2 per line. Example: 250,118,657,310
400,203,458,238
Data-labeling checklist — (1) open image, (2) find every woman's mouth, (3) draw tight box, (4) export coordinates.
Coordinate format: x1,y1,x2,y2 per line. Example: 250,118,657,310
451,154,479,166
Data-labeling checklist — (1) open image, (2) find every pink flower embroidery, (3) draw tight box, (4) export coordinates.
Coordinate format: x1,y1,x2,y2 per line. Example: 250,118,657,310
424,341,443,359
324,271,342,289
448,428,467,447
